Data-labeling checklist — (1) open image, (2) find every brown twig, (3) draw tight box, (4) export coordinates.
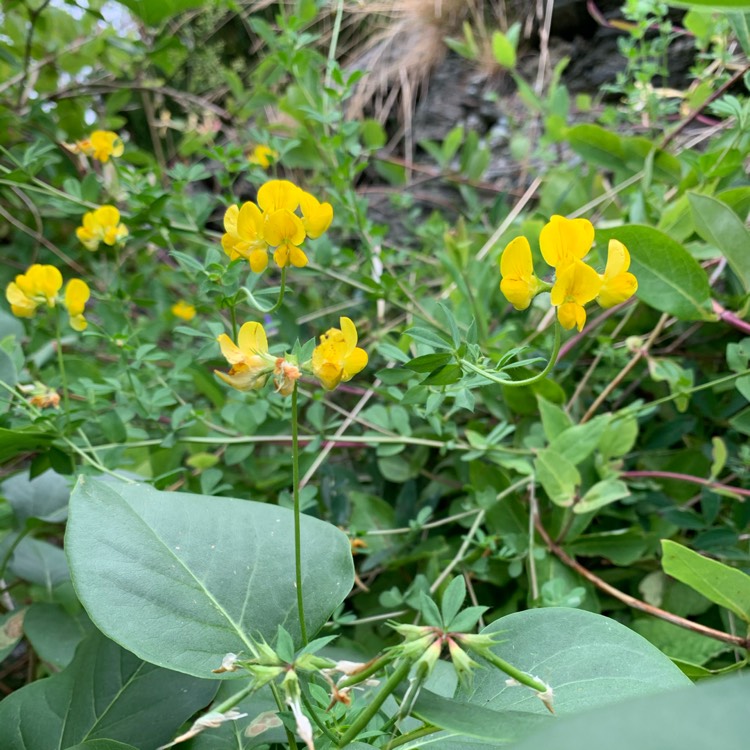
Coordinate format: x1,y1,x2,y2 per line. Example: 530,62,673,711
622,470,750,499
534,514,750,650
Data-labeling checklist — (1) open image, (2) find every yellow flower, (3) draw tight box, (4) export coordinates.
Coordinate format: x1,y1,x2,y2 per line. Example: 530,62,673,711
75,130,124,163
76,205,128,251
598,239,638,308
311,317,368,390
550,260,602,331
171,300,196,321
5,264,63,318
298,191,333,239
264,209,307,268
215,322,275,391
64,279,90,331
540,215,594,270
499,236,543,310
221,203,269,272
257,179,300,213
248,145,278,169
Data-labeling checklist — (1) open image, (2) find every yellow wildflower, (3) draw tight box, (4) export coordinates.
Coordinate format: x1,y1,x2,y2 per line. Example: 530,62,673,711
597,239,638,308
257,180,300,214
311,317,368,390
221,202,268,273
248,145,278,169
550,260,602,331
76,205,128,251
499,236,543,310
171,300,196,321
5,265,63,318
64,279,91,331
214,322,275,391
299,191,333,239
540,215,594,270
74,130,124,163
264,209,307,268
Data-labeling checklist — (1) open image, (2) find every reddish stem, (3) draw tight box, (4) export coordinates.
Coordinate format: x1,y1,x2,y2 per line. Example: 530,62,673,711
623,470,750,499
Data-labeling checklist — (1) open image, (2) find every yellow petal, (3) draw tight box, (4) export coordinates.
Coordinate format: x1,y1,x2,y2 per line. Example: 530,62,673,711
339,317,358,352
224,204,240,234
171,301,196,321
237,321,268,356
342,347,368,380
604,239,630,277
299,191,333,238
237,202,264,241
69,314,88,331
550,260,601,306
34,265,63,304
288,245,308,268
216,333,246,365
257,180,300,213
248,249,269,273
540,215,594,268
64,279,90,317
313,361,342,390
264,209,306,246
556,302,587,331
273,244,290,268
500,278,534,311
598,272,638,308
500,236,534,280
95,205,121,226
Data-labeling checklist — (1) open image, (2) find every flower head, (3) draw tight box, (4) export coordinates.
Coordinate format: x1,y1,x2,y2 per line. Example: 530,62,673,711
499,236,543,310
64,278,90,331
540,215,594,270
171,300,196,321
6,264,62,317
597,239,638,308
215,322,275,391
265,209,307,268
222,202,268,272
257,179,300,213
74,130,124,163
550,260,602,331
311,317,368,390
248,145,278,169
76,205,128,251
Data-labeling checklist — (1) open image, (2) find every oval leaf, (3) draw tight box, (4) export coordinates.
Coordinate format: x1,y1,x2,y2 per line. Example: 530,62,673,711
597,225,714,321
66,477,354,677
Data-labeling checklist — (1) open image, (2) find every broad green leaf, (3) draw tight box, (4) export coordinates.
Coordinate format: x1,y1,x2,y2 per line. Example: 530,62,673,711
441,576,466,627
507,676,749,750
0,629,218,750
667,0,750,8
10,537,69,591
622,135,682,184
689,192,750,293
575,478,631,514
537,395,573,441
548,416,609,466
597,415,638,460
534,448,581,506
66,477,354,677
566,124,625,171
2,468,70,524
66,743,137,750
597,225,714,321
458,608,690,716
24,603,94,670
405,326,454,350
491,30,516,68
0,427,54,463
661,539,750,622
631,616,730,665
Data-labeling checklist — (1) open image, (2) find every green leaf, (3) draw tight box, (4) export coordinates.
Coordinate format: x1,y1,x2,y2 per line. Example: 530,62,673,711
422,364,463,386
689,192,750,294
0,629,218,749
566,124,625,171
66,742,138,750
66,477,354,677
0,427,55,463
458,608,690,715
405,326,454,350
661,539,750,622
548,417,609,466
597,225,714,321
440,576,466,627
575,478,631,514
667,0,750,8
23,603,94,670
2,468,69,524
597,415,639,461
0,609,24,663
405,353,453,373
507,676,750,750
116,0,212,26
420,592,444,627
537,395,573,441
491,30,516,68
534,448,581,507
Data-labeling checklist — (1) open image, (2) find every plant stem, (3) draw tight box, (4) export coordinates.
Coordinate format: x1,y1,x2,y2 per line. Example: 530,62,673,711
387,725,441,749
211,679,257,714
292,382,307,646
463,646,549,694
265,267,287,314
55,311,71,425
460,319,562,388
229,301,238,342
336,658,413,747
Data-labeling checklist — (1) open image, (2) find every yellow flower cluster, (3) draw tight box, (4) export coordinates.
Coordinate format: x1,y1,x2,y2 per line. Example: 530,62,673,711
72,130,124,163
76,205,129,251
248,145,278,169
214,317,367,394
5,264,91,331
499,215,638,331
222,179,333,273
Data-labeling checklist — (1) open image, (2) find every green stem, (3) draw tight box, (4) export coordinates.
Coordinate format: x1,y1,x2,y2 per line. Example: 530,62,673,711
270,682,299,750
55,311,71,425
336,652,396,689
336,658,413,747
466,647,548,694
460,320,562,388
300,683,340,744
264,266,287,314
229,302,238,342
211,679,257,714
387,725,441,749
292,382,308,645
